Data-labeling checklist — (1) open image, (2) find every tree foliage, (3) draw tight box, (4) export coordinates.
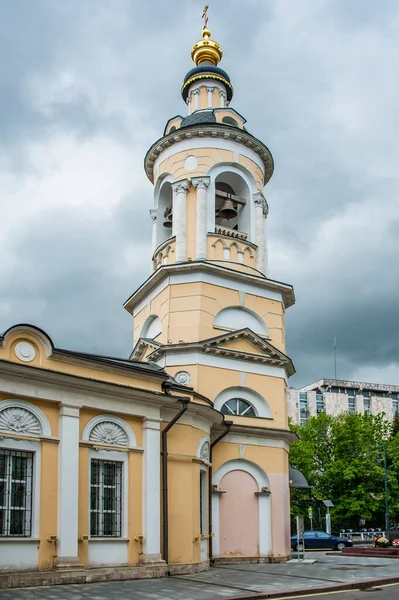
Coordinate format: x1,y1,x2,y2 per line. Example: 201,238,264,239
289,412,399,530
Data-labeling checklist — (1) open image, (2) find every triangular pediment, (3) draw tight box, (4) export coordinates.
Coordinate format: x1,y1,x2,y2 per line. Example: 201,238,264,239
201,328,293,366
217,337,267,356
146,328,295,376
130,338,161,362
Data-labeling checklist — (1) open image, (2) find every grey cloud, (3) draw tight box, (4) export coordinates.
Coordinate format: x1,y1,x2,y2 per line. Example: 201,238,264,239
1,0,399,388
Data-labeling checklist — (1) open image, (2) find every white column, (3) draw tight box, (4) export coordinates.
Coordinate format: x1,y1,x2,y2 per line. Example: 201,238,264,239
207,86,214,108
193,177,210,260
187,97,191,115
219,89,226,108
172,179,189,263
193,89,200,111
253,192,269,275
140,417,164,563
149,209,157,270
57,404,82,568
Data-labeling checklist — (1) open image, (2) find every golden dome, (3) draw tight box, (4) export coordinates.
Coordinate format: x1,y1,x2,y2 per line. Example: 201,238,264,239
191,27,223,67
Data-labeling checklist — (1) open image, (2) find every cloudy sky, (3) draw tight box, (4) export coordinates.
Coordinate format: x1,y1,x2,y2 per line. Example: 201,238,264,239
1,0,398,387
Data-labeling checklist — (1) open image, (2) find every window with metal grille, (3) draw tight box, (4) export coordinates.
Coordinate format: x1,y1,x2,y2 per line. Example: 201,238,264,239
90,459,122,537
0,450,33,537
392,395,398,415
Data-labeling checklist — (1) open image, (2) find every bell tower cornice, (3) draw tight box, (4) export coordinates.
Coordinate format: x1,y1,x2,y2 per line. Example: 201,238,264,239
144,124,274,185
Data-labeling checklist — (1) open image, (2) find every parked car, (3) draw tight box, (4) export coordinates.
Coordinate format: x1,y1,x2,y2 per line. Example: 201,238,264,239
291,530,353,551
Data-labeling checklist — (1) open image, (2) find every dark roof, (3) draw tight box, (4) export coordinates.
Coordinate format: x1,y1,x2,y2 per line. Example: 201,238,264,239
183,63,231,85
181,110,217,128
182,62,233,102
289,466,311,489
53,347,165,374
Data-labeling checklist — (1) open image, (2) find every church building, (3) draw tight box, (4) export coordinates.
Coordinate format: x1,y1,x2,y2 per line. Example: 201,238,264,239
0,15,296,586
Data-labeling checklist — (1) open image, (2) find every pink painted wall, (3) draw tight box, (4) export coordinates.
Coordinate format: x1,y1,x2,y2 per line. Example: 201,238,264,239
219,470,259,556
269,472,291,556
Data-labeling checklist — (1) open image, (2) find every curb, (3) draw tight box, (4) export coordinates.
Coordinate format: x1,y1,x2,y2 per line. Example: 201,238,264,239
208,575,399,600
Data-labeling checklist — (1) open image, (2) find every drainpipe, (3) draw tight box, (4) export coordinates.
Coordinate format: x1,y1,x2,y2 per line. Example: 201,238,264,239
161,380,190,567
208,420,233,563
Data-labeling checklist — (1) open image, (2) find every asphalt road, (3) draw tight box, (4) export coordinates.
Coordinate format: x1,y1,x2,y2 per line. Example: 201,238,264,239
284,583,399,599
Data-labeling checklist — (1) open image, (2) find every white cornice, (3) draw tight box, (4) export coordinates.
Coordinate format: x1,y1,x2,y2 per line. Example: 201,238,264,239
145,124,274,185
124,262,295,315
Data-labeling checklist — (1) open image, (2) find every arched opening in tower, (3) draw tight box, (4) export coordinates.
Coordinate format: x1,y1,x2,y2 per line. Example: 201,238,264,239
215,173,250,238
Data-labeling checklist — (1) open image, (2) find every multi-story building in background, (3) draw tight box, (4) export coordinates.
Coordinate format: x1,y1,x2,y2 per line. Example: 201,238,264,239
288,379,399,426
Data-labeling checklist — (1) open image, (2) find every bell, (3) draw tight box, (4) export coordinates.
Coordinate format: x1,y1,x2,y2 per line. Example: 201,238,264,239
218,198,237,220
163,205,173,228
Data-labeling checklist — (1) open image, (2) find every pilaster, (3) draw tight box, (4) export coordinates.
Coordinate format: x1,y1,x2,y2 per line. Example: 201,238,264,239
192,177,210,260
56,403,83,569
207,86,215,108
172,180,189,262
149,208,157,266
219,89,227,108
253,192,269,275
140,417,164,564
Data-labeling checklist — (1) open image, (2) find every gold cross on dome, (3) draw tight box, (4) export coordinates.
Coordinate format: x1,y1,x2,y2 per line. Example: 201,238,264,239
202,5,209,30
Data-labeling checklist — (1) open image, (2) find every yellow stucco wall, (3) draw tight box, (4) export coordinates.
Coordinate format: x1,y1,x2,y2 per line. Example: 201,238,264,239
155,147,262,185
163,422,208,565
39,441,58,568
134,281,285,351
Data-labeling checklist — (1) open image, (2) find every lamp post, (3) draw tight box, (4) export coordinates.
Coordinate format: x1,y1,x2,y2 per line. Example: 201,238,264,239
377,444,390,533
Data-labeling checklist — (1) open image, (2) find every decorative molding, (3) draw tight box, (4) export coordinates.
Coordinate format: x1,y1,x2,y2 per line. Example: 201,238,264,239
174,371,190,386
197,435,211,462
82,414,137,447
253,192,269,218
89,421,128,446
172,180,189,194
148,328,295,377
200,440,210,462
192,176,210,190
145,126,274,186
14,341,36,362
0,399,52,437
0,407,41,436
214,226,248,240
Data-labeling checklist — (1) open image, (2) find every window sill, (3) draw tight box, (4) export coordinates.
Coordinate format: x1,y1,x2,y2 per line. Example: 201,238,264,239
89,537,130,542
0,537,40,543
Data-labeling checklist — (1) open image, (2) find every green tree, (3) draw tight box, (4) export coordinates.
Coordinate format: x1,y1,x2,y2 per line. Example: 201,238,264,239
289,412,399,530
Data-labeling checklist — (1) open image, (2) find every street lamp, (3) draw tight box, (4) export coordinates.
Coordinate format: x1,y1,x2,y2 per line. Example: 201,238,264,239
377,444,390,533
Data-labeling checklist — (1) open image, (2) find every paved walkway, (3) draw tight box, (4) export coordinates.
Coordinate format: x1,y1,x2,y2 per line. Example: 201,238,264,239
2,553,399,599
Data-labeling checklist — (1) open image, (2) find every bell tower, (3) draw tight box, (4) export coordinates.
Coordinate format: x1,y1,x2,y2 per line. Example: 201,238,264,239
125,16,295,415
145,23,272,278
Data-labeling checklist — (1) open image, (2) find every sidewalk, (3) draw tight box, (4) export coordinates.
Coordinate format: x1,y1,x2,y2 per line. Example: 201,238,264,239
2,552,399,599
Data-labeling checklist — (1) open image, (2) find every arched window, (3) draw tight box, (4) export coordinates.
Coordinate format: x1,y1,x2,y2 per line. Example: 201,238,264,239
214,306,269,336
156,180,173,247
214,387,272,418
221,398,256,417
222,116,239,128
141,315,162,340
169,125,177,133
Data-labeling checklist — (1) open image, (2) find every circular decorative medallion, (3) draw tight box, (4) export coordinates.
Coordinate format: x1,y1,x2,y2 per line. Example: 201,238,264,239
175,371,190,385
15,342,36,362
184,155,198,171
